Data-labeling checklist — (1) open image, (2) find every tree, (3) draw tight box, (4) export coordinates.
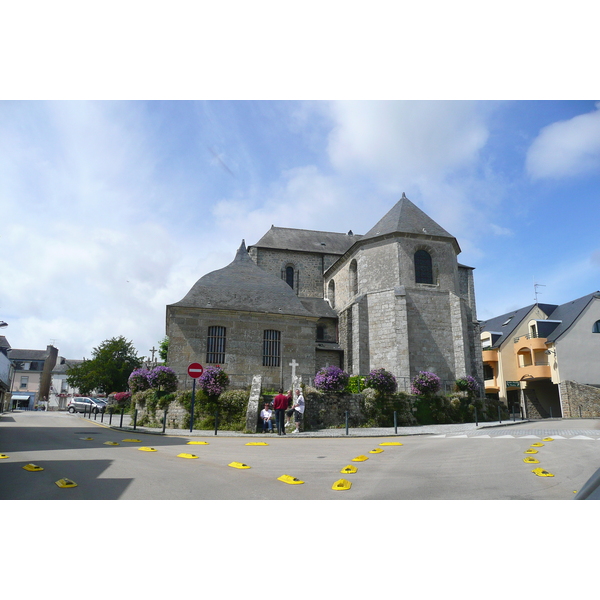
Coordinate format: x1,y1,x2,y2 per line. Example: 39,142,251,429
67,336,143,395
158,336,169,362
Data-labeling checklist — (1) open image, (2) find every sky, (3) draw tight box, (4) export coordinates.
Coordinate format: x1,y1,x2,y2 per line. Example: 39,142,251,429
2,98,600,359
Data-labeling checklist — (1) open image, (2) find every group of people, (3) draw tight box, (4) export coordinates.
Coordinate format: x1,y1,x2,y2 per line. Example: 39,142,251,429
260,388,305,435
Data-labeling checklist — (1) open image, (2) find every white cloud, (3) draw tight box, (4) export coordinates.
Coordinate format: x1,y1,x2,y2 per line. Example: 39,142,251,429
526,102,600,179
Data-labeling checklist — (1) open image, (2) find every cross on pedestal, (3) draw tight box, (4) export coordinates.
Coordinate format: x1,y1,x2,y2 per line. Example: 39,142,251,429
289,359,299,381
149,346,158,364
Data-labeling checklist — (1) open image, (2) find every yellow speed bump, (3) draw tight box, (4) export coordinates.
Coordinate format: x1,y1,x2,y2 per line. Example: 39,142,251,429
178,453,198,459
531,442,544,447
542,437,554,442
332,479,352,491
341,465,358,474
122,439,142,443
104,441,120,446
379,442,403,446
523,457,540,464
55,478,78,488
524,449,538,454
532,467,554,477
0,454,9,459
369,448,384,454
229,462,250,469
139,447,157,452
23,463,44,471
246,442,269,446
352,455,369,462
187,441,209,445
278,474,304,485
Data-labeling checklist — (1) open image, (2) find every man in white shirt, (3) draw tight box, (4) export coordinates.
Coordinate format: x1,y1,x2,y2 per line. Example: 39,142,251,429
292,388,305,433
260,403,273,433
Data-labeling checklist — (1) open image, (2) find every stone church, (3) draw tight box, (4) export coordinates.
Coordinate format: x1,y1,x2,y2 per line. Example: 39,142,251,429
166,194,483,391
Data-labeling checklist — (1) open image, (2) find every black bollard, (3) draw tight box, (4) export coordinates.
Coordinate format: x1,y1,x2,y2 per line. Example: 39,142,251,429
394,411,397,434
498,406,502,424
162,410,167,433
214,409,219,436
133,409,138,430
120,407,124,428
345,411,349,436
475,406,478,426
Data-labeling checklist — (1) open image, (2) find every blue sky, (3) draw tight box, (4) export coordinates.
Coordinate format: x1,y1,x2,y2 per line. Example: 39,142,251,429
2,99,600,359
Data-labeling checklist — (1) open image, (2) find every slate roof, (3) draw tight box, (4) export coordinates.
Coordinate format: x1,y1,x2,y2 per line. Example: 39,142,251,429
480,303,558,348
361,193,460,253
7,348,54,361
299,297,338,319
544,291,600,342
52,358,83,374
250,226,361,255
170,241,315,317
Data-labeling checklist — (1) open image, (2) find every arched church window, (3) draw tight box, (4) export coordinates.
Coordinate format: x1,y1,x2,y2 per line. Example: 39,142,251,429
328,279,336,309
414,250,433,284
593,320,600,333
206,326,226,364
349,259,358,296
285,266,294,289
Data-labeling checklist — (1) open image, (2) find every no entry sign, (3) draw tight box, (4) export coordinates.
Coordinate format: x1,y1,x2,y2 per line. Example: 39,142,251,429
188,363,204,378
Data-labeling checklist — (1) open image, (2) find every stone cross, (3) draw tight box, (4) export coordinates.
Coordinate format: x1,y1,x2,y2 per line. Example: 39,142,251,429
149,346,158,364
289,359,299,380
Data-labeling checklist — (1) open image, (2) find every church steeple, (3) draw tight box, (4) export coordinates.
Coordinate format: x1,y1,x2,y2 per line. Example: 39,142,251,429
362,193,460,254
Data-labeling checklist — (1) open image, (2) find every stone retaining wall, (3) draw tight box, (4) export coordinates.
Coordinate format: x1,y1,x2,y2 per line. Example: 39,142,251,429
559,380,600,418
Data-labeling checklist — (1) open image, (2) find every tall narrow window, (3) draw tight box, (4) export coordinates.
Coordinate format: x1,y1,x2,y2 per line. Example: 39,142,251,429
263,330,281,367
593,320,600,333
206,326,226,364
328,279,336,308
349,259,358,296
414,250,433,284
285,266,294,289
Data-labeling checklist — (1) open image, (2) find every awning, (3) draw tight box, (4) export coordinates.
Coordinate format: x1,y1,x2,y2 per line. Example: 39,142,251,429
11,395,32,400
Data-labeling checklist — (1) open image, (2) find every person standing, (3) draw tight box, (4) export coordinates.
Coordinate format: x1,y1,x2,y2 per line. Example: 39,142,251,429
292,388,305,433
273,388,290,435
260,403,273,433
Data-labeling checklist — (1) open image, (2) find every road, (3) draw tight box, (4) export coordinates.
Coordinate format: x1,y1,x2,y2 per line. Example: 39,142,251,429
1,411,599,499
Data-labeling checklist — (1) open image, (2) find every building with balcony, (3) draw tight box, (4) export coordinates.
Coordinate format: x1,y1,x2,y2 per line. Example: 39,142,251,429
481,291,600,419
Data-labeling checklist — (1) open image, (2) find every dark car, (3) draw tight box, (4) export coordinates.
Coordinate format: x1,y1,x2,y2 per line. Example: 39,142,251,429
67,397,107,414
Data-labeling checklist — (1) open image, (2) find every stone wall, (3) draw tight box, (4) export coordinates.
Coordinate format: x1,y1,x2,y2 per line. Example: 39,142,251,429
559,380,600,418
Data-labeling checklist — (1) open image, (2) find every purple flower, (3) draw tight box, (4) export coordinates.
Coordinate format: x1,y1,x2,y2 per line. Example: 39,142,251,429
198,366,230,398
411,371,441,396
128,368,151,392
147,365,178,392
364,368,397,394
314,365,349,393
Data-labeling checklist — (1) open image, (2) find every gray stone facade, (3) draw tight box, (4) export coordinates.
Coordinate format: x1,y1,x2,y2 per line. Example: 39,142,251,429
166,194,483,392
559,380,600,418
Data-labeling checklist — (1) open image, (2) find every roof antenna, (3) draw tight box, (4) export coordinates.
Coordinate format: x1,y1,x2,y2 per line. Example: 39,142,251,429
534,280,546,303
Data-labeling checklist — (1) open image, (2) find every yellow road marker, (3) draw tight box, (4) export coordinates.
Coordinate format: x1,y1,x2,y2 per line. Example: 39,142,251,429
332,479,352,491
23,463,44,471
0,454,9,459
178,453,198,459
229,462,250,469
531,442,544,447
542,437,554,442
532,468,554,477
80,437,94,441
139,447,157,452
352,455,369,462
104,441,120,446
369,448,384,454
122,439,142,443
524,449,538,454
187,441,209,445
278,474,304,485
341,465,358,474
379,442,403,446
246,442,269,446
523,457,540,464
55,478,78,488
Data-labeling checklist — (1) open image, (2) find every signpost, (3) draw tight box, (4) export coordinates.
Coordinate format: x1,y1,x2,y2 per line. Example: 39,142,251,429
188,363,204,432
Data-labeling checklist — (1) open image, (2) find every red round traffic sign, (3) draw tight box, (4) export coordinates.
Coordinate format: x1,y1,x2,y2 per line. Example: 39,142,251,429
188,363,204,378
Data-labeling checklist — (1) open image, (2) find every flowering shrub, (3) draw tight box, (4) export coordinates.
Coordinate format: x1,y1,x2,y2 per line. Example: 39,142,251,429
147,365,178,392
198,366,230,398
314,365,349,393
364,368,397,395
113,391,131,403
128,368,151,393
411,371,441,396
454,376,479,397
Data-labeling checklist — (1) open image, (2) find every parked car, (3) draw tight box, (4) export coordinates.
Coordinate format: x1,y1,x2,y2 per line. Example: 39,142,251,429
67,397,107,414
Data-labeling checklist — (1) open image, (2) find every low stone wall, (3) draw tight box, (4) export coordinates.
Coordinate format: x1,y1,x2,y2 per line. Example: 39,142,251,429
559,380,600,418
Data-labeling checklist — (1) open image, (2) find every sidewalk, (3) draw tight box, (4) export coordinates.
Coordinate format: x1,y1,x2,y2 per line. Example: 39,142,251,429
103,416,529,438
